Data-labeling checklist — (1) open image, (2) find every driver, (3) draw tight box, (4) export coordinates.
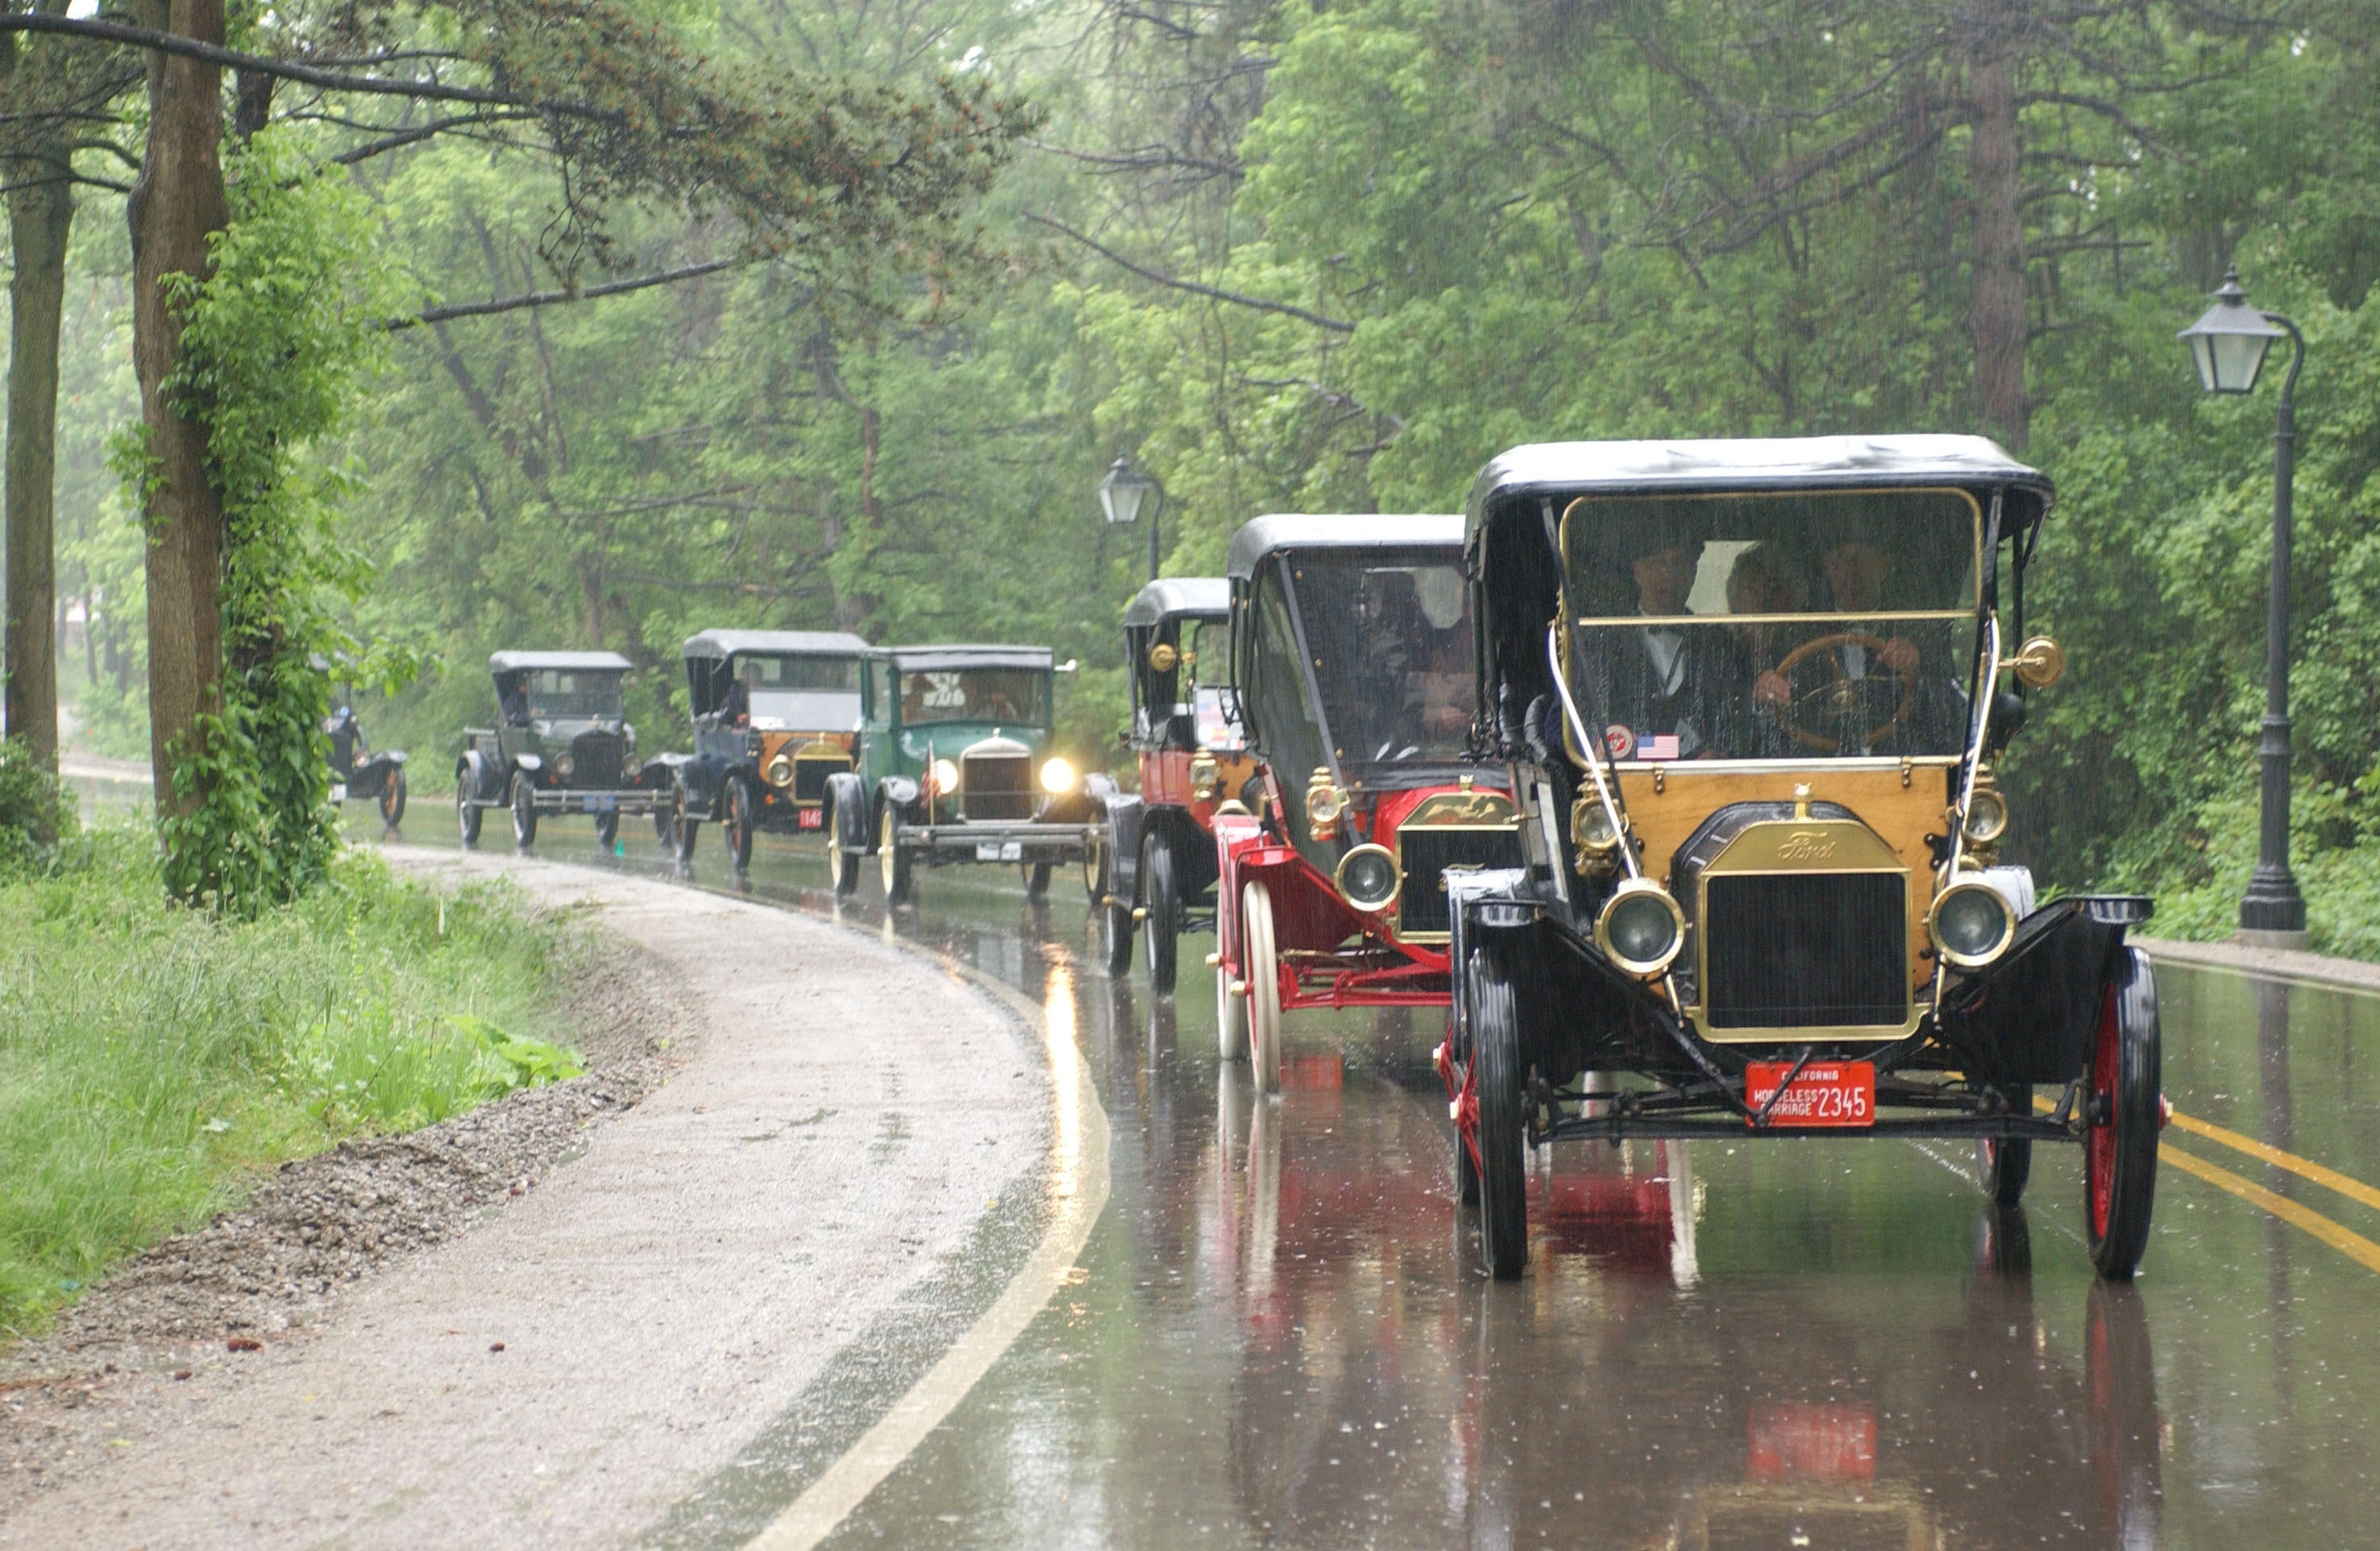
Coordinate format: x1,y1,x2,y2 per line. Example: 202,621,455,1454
1582,514,1749,760
1754,523,1955,755
720,660,759,725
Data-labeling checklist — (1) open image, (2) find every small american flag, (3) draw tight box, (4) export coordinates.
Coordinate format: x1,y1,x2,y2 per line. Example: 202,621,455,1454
1640,733,1680,760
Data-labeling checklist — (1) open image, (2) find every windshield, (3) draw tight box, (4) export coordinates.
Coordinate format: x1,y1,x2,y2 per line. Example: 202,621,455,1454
1562,489,1979,760
1250,552,1473,778
899,667,1047,728
732,654,862,731
521,669,623,720
1187,619,1243,750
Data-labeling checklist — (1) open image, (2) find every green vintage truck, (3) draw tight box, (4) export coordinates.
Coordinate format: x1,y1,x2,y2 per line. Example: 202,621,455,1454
821,644,1105,904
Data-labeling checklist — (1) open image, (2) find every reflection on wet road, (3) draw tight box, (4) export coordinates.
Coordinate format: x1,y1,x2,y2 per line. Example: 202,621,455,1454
452,823,2380,1549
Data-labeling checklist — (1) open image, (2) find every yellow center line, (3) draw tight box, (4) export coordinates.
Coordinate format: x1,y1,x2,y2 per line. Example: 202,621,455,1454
2164,1109,2380,1216
2158,1143,2380,1278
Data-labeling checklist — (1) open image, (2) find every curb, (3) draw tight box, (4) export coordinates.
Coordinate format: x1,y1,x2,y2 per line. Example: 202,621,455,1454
2138,934,2380,998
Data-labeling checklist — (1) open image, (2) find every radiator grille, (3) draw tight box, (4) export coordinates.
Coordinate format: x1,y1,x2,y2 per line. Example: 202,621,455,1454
961,752,1033,821
792,754,849,805
1396,826,1522,938
568,730,624,790
1703,872,1907,1029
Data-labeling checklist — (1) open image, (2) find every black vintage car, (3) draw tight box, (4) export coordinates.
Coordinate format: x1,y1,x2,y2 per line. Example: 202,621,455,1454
455,651,667,850
1448,435,2160,1282
652,628,870,870
326,701,407,829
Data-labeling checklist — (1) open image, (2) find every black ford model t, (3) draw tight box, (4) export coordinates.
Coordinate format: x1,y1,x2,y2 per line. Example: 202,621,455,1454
455,650,667,850
1448,435,2161,1281
654,629,869,870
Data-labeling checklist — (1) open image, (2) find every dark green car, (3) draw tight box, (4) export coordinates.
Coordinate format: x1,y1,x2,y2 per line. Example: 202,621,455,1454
822,644,1104,904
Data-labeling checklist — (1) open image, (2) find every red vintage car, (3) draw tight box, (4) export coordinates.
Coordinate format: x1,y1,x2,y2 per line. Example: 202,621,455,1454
1211,515,1523,1092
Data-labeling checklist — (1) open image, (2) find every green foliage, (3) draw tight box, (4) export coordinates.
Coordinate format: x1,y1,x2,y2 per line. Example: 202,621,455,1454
0,834,579,1335
0,739,77,873
133,131,412,913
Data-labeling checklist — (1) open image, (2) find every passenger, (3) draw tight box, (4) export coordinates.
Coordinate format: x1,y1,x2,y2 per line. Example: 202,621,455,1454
1411,567,1473,740
500,673,531,727
1580,515,1749,759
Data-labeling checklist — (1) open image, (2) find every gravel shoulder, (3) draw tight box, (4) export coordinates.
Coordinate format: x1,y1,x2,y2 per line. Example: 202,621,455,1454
0,850,1049,1550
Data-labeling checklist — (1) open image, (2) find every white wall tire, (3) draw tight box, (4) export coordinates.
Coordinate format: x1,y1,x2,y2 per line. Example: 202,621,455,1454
1244,879,1282,1095
1216,962,1246,1062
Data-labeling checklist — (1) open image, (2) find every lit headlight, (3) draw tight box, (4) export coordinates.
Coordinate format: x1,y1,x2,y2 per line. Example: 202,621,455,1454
1961,788,2009,845
765,754,795,788
1570,793,1621,856
1039,756,1077,795
555,753,575,780
929,758,959,796
1334,844,1401,913
1595,879,1684,978
1929,879,2015,969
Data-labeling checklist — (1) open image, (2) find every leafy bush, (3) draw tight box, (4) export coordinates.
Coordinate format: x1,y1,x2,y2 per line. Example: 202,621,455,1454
0,740,77,873
0,833,579,1335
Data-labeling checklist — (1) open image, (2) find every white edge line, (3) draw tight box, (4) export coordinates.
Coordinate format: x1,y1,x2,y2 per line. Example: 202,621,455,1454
742,943,1111,1551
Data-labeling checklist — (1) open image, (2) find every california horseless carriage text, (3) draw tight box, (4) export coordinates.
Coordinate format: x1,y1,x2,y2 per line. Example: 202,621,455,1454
1447,435,2161,1281
824,644,1102,904
1093,577,1257,988
652,629,869,870
455,651,668,850
1211,514,1523,1092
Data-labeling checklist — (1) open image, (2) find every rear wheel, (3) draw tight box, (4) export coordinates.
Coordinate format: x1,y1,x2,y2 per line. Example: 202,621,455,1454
879,804,916,905
1142,835,1180,993
1243,880,1282,1095
1094,841,1135,976
1024,861,1052,900
1467,946,1528,1279
1979,1083,2033,1209
456,771,482,848
594,809,621,850
724,777,756,871
380,768,408,829
2086,950,2161,1280
509,773,538,850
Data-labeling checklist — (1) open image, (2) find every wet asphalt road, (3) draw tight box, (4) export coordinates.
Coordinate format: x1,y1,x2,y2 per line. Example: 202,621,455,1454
447,817,2380,1550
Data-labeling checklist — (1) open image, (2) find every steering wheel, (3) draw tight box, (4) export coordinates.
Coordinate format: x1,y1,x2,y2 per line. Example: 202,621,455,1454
1765,632,1918,754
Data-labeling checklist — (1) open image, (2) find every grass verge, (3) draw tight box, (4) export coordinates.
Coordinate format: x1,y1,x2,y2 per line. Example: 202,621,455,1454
0,830,579,1338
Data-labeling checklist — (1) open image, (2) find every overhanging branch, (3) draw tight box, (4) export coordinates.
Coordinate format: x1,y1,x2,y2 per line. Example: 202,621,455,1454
379,256,745,331
0,13,532,109
1026,213,1355,333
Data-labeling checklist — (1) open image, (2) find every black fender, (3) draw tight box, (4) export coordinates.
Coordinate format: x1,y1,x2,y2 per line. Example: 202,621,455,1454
456,750,501,804
880,774,920,817
1936,895,2153,1088
351,751,404,798
1099,791,1146,904
824,771,872,852
675,754,725,817
1036,788,1103,825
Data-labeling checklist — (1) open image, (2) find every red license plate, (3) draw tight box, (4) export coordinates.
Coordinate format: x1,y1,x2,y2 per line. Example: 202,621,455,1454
797,808,824,830
1745,1061,1874,1128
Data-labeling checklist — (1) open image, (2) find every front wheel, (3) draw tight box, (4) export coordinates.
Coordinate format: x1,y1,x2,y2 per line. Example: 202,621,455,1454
879,804,916,905
594,809,621,850
1024,861,1052,900
1978,1083,2033,1210
2086,950,2161,1280
510,773,539,850
380,768,408,830
1142,834,1180,994
724,777,756,872
823,799,861,894
654,805,676,849
1242,880,1282,1095
672,784,700,865
1467,946,1528,1279
456,773,482,848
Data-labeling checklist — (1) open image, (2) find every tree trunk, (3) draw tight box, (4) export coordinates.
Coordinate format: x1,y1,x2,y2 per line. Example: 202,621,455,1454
3,133,73,769
127,0,231,817
1966,2,2028,451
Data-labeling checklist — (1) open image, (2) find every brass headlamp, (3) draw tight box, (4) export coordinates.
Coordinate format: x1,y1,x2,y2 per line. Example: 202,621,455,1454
1188,751,1219,803
1568,789,1623,875
1306,767,1348,842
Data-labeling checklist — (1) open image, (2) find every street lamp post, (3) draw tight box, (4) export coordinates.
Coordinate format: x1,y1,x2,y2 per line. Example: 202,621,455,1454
1098,455,1166,584
2179,265,2309,946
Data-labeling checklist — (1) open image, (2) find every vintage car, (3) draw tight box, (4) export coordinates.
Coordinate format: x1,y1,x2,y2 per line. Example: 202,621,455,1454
822,644,1102,904
455,650,667,849
1092,577,1258,988
651,629,869,869
1211,515,1523,1093
1446,435,2160,1280
325,701,406,828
